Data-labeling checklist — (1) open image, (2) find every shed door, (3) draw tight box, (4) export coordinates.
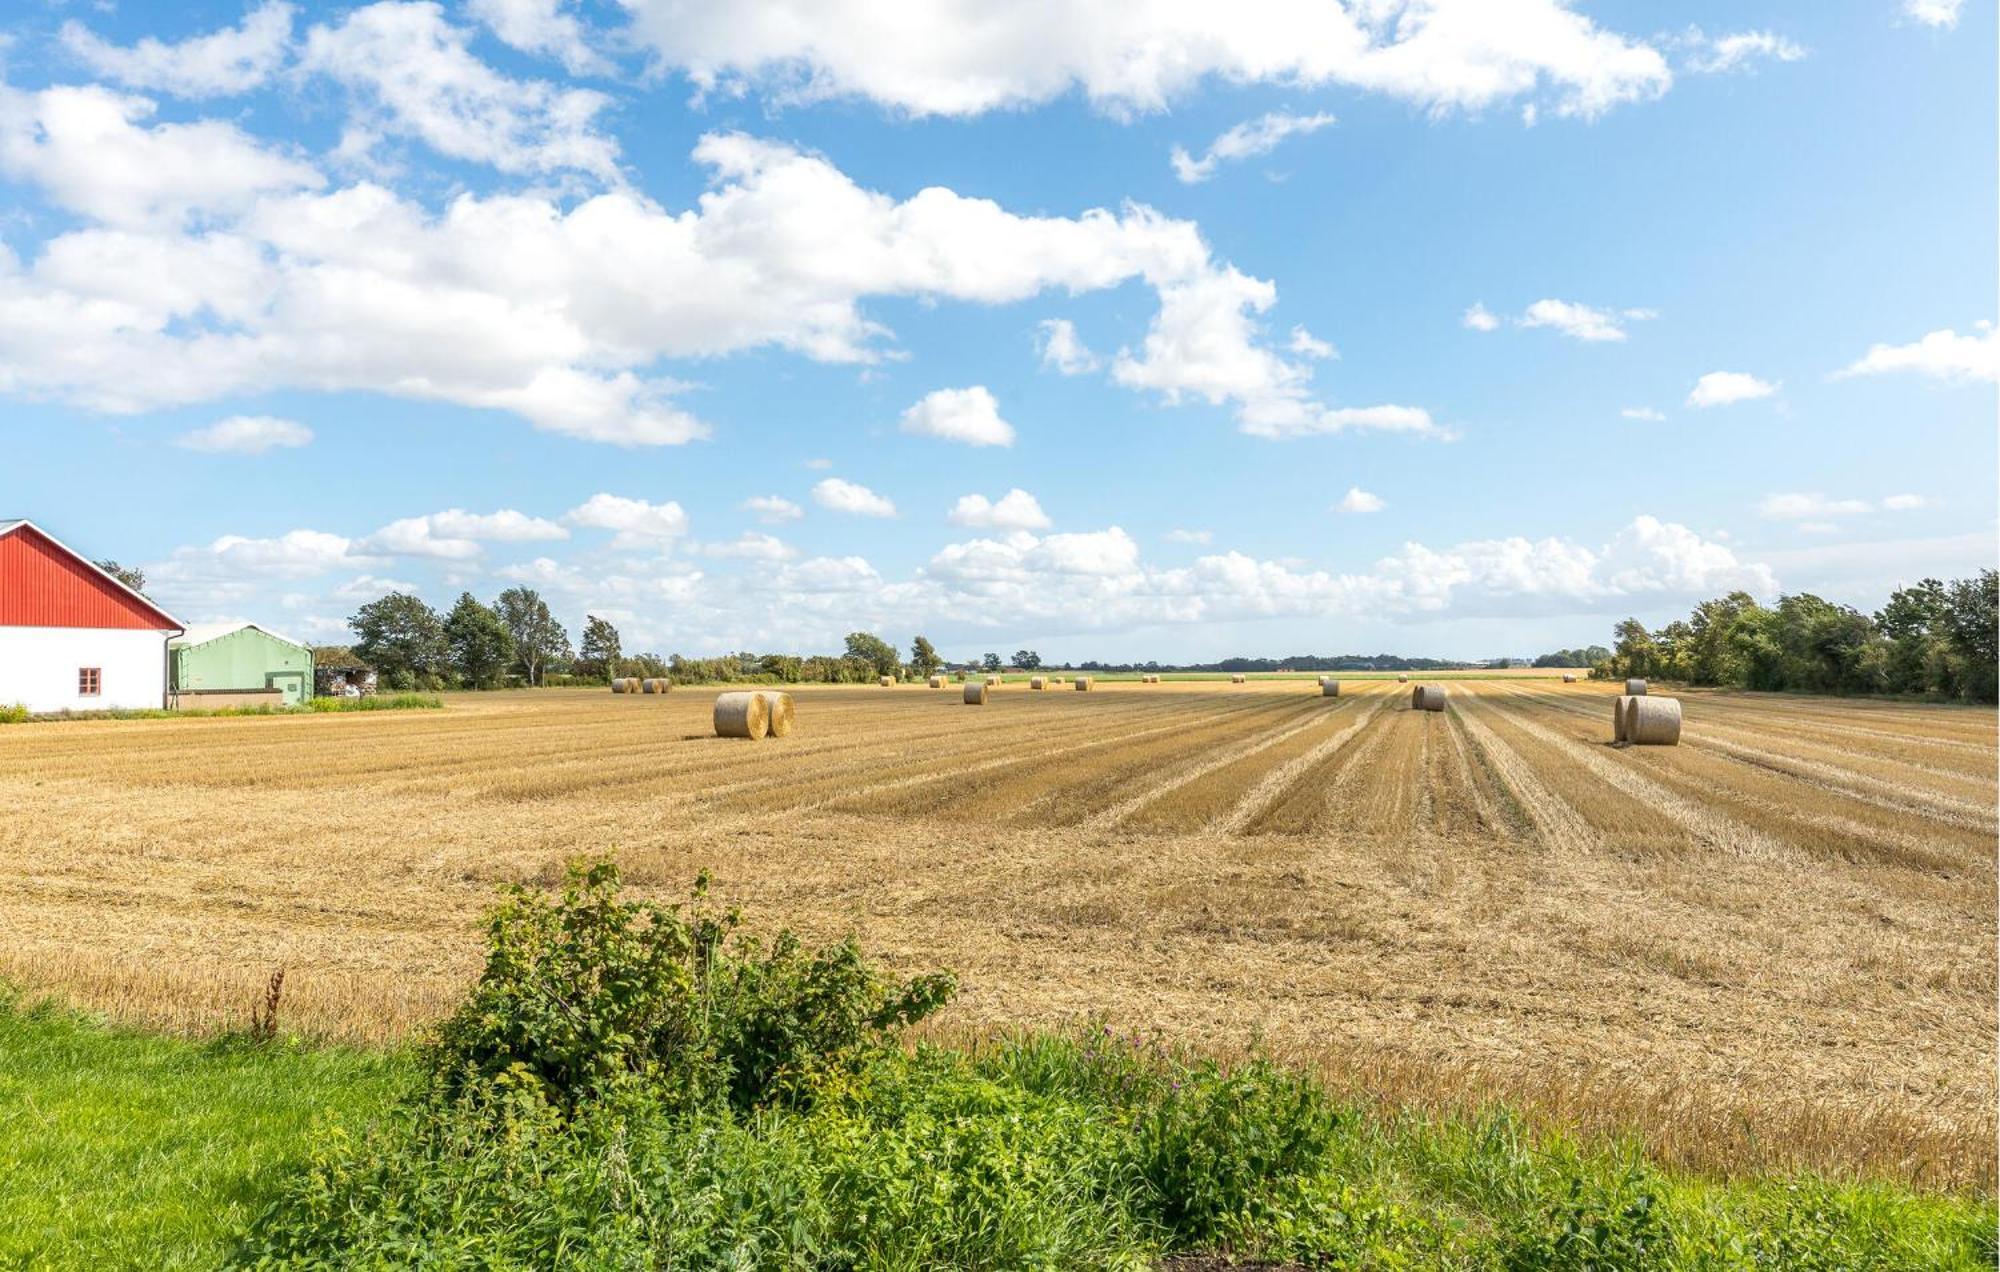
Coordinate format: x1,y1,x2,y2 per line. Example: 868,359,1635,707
267,671,306,705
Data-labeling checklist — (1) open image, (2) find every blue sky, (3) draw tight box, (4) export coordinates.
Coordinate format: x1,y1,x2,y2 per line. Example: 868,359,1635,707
1,0,1992,662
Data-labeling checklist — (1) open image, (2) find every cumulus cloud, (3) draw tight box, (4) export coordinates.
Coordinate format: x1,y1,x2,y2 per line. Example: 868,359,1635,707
359,507,568,558
1686,371,1778,407
948,489,1052,531
1518,297,1650,342
1758,493,1872,522
466,0,608,75
1620,406,1666,422
695,531,798,561
741,495,804,524
1461,302,1500,332
1834,322,1997,384
1881,493,1931,511
1170,111,1335,183
61,1,296,97
1165,529,1213,545
175,414,313,454
1288,326,1336,359
565,493,690,547
899,386,1016,447
1903,0,1963,28
1337,487,1385,514
299,1,620,179
1682,30,1807,74
813,478,896,517
621,0,1672,120
1035,319,1098,374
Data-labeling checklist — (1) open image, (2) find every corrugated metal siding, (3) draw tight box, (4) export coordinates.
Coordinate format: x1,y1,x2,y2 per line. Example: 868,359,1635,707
0,526,177,630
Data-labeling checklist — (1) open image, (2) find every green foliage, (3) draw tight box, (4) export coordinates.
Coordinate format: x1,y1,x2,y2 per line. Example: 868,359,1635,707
0,695,440,724
429,861,954,1113
303,692,441,713
442,592,515,689
0,702,26,723
842,631,902,678
92,557,147,595
348,592,448,690
909,635,941,676
1533,646,1611,669
1603,570,1997,702
576,614,622,682
1013,648,1043,669
495,586,571,687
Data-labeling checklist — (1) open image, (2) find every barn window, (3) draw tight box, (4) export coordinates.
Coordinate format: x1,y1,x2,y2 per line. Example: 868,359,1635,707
78,667,101,696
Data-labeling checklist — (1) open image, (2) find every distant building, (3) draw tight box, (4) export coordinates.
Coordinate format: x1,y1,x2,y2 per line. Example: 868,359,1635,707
0,519,183,713
169,622,314,708
314,654,378,698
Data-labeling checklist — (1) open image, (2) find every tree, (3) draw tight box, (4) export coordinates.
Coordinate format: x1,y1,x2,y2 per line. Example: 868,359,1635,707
1012,649,1042,669
93,559,147,595
843,632,900,678
1610,618,1656,679
981,652,1002,671
1942,570,1998,703
908,636,941,677
496,587,570,686
444,593,515,689
1875,579,1947,695
578,615,623,682
350,593,448,690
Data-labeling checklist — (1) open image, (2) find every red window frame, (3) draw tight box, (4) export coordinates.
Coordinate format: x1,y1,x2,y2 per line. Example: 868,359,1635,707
78,667,101,697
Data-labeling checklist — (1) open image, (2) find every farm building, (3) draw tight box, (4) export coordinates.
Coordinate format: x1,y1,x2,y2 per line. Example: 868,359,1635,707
0,519,182,713
169,623,314,708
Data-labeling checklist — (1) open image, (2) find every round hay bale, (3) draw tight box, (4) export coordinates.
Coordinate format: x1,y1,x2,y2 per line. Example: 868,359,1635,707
757,690,795,738
713,691,769,739
1413,684,1446,712
1397,674,1408,683
1625,678,1648,696
1053,676,1065,684
963,682,987,705
928,675,945,688
1030,676,1046,690
1561,674,1577,684
610,678,630,693
1612,695,1633,743
986,675,1000,686
1230,673,1246,684
1627,696,1681,746
1074,676,1093,691
879,675,895,687
1322,679,1341,698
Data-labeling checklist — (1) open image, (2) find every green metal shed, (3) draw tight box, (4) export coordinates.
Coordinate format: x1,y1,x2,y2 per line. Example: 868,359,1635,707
169,623,314,706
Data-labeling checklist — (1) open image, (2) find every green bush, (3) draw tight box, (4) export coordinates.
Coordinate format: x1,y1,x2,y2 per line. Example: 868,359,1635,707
428,861,955,1112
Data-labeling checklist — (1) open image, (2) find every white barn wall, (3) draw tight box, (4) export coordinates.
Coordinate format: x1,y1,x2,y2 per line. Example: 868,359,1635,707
0,626,171,712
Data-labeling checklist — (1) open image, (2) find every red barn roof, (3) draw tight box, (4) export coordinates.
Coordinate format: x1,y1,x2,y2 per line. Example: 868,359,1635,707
0,520,182,631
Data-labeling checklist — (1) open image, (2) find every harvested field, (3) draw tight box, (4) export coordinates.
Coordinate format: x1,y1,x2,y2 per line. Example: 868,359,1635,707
0,677,1991,1191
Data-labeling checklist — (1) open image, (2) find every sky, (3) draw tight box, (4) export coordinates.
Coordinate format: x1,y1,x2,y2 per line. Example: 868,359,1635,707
0,0,1993,663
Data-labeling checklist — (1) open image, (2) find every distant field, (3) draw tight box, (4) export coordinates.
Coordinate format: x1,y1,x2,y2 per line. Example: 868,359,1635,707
0,678,1990,1192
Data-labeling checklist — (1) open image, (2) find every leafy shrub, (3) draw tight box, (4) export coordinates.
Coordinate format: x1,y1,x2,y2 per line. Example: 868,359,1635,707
0,703,26,724
428,861,955,1112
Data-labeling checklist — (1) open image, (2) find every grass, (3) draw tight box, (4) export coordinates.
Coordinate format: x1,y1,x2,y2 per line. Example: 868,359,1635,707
0,994,407,1268
1,692,441,723
0,680,1990,1191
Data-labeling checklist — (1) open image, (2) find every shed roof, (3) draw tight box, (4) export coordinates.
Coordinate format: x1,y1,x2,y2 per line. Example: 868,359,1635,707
170,620,308,650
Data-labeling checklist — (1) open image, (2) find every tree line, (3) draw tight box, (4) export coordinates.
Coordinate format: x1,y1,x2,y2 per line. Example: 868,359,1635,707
1599,570,1997,702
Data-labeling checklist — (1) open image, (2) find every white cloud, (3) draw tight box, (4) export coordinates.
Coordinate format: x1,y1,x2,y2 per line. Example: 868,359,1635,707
1519,297,1646,342
0,83,323,228
61,1,296,97
695,531,798,561
427,509,570,541
1288,326,1336,359
1165,528,1213,545
359,507,567,558
948,489,1052,531
565,493,690,547
1903,0,1963,29
1881,493,1931,511
1620,406,1666,422
804,458,833,470
741,495,804,524
465,0,608,75
1834,322,1998,384
623,0,1672,120
899,385,1016,447
1683,30,1807,74
1337,487,1385,514
1686,371,1778,407
1035,319,1099,374
813,477,896,518
175,414,314,454
0,129,1367,446
1462,303,1500,332
1170,111,1335,183
299,1,620,179
1759,493,1872,522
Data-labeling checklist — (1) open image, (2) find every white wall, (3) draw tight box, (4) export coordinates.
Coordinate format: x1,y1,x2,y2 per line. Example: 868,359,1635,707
0,626,171,713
